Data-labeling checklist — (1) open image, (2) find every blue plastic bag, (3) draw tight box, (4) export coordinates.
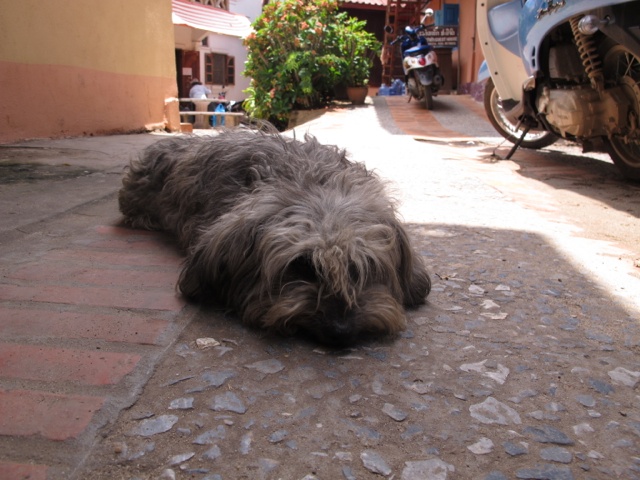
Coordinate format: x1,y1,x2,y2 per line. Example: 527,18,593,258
211,103,226,127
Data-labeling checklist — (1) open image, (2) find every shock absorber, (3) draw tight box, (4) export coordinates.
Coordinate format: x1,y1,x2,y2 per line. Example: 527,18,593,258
570,15,604,91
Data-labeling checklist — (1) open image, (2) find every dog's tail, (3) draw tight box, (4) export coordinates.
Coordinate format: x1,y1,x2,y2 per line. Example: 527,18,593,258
118,139,185,231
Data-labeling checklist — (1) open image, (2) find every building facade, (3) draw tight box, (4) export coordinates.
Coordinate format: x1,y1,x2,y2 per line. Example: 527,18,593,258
0,0,179,143
0,0,487,143
172,0,259,101
343,0,484,94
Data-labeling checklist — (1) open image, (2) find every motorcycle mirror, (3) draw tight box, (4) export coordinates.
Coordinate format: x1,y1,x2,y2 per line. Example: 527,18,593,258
384,25,394,34
421,8,434,23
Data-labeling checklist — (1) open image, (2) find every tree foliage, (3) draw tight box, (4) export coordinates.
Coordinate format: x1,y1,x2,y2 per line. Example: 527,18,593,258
243,0,381,129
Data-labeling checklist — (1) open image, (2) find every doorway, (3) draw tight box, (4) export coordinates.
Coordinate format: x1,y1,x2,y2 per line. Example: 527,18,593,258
176,49,200,98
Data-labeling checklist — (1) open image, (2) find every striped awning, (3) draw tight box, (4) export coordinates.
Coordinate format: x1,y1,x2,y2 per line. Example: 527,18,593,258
171,0,253,38
342,0,387,6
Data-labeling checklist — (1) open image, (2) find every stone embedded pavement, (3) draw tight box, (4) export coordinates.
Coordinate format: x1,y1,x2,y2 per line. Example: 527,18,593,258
1,94,639,480
0,134,188,479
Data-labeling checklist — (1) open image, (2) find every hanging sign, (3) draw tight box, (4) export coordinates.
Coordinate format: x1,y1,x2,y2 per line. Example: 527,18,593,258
420,26,459,48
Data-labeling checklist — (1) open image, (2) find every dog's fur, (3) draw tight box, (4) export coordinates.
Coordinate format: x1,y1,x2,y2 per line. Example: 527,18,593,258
118,129,431,346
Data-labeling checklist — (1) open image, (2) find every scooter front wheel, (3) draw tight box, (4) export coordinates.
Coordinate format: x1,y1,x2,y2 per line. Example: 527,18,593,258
483,78,557,149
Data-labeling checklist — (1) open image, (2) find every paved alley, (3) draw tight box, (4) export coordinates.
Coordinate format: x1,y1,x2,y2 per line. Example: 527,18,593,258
1,95,639,479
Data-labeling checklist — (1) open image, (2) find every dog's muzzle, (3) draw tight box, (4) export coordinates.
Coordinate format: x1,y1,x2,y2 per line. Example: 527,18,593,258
311,297,359,346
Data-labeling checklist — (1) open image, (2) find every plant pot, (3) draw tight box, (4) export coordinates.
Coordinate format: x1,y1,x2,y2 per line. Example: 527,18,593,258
346,86,368,105
334,84,348,101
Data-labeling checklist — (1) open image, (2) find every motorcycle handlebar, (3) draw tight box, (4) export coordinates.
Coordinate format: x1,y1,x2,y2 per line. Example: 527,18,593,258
389,24,427,45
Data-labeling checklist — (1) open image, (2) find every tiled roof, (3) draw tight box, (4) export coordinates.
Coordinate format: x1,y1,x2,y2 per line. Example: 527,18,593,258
341,0,388,6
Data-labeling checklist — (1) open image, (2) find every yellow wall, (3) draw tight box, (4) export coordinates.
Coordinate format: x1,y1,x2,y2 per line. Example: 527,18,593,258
0,0,179,143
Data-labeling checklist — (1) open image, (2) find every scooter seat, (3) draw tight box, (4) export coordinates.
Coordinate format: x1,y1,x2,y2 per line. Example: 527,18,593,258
403,44,431,56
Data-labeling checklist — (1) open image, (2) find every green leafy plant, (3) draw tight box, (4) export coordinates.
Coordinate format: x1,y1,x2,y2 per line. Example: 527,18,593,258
332,13,381,88
243,0,381,129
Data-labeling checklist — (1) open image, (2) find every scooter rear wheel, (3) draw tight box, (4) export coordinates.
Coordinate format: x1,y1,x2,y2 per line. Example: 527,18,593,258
412,71,434,110
422,86,434,110
483,78,557,149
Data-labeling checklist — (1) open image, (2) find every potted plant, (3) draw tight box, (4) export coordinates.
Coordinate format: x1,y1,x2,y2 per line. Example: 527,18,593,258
243,0,382,127
334,15,382,105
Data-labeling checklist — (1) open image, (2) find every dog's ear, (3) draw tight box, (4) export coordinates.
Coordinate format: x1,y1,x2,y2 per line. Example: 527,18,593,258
176,242,214,300
394,224,431,306
177,210,260,302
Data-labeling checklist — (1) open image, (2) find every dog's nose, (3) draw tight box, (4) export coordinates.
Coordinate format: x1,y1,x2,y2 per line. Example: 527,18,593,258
331,318,354,335
320,321,356,347
317,298,357,345
324,314,357,344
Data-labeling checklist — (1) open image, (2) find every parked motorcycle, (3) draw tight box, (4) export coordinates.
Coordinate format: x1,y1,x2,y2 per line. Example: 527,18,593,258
478,61,559,149
386,10,444,109
477,0,640,180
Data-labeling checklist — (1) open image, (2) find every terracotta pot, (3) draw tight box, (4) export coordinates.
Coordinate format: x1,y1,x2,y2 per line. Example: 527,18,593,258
346,86,368,105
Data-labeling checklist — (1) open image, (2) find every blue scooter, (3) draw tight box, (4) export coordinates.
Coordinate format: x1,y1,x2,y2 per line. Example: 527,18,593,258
386,9,444,109
477,0,640,180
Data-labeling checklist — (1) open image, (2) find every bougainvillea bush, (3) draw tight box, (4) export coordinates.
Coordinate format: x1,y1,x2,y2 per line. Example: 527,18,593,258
243,0,380,129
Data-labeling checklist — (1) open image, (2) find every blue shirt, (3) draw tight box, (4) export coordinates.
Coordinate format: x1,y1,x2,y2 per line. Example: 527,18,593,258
189,84,211,99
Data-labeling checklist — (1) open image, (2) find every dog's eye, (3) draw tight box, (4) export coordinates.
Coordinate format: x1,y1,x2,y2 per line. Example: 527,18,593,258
287,256,317,282
348,262,360,283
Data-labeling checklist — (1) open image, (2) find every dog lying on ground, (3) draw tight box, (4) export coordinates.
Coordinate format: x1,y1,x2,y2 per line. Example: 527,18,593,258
118,129,431,346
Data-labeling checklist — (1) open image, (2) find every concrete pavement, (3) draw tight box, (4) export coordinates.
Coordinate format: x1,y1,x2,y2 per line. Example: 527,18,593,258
1,94,639,479
0,134,190,479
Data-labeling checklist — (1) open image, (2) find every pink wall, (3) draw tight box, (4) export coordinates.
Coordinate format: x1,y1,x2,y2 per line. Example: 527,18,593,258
0,62,177,142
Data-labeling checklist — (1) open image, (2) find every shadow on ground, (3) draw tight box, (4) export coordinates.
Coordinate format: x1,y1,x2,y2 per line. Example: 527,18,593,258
80,222,640,480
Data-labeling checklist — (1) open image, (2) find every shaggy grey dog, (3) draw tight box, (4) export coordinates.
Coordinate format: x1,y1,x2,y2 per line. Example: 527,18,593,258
119,129,431,346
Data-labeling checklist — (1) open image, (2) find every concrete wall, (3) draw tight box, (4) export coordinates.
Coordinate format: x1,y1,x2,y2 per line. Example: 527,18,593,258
428,0,483,91
0,0,178,143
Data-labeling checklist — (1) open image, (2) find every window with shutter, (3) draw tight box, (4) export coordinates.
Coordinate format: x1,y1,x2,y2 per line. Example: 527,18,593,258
205,53,235,86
